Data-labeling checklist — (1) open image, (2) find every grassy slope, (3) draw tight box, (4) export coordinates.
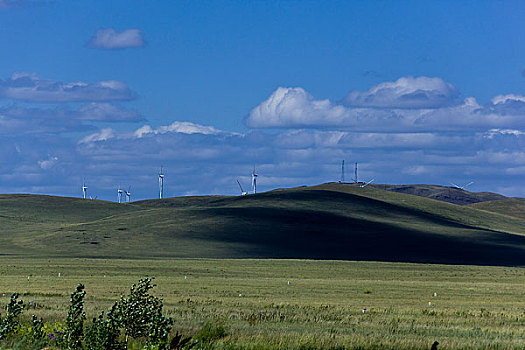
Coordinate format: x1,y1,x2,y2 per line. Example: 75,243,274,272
0,185,524,265
468,199,525,219
1,258,524,349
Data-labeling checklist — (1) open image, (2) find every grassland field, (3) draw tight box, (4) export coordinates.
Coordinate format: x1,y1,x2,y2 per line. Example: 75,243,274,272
1,257,524,349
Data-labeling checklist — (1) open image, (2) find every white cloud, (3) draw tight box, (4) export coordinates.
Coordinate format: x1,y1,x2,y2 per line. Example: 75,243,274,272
485,94,525,117
0,72,136,102
491,94,525,104
1,75,524,199
87,28,145,49
134,125,154,138
134,121,227,138
484,129,525,139
79,128,115,144
247,87,350,128
247,79,524,132
343,76,460,108
38,155,58,170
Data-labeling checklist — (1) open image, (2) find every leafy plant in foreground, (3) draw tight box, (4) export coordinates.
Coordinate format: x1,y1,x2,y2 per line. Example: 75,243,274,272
84,303,123,350
29,314,45,342
0,293,24,340
115,277,173,348
65,283,86,349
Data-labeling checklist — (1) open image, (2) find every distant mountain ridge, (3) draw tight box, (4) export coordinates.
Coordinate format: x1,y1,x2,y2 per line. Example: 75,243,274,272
367,184,510,205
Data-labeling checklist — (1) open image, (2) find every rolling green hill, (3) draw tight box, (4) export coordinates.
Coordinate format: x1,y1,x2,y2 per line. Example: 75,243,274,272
0,184,524,265
468,199,525,219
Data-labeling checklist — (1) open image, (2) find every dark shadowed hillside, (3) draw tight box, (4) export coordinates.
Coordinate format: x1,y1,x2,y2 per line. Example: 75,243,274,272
0,184,524,265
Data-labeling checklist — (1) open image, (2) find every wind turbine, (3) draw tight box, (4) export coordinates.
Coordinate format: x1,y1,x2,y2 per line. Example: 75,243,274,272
353,162,358,183
251,166,258,194
125,186,131,203
117,186,123,203
237,180,247,196
360,179,374,188
82,181,88,199
450,181,474,190
158,167,165,199
340,160,345,183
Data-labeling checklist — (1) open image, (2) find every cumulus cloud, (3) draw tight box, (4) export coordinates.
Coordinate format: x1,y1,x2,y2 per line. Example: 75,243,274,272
87,28,145,49
343,76,460,108
0,72,136,102
247,87,350,128
247,79,523,132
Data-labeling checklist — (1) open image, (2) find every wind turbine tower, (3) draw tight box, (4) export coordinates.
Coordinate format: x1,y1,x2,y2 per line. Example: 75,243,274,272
158,167,165,199
125,186,131,203
117,186,123,204
340,160,345,183
251,166,258,194
82,181,88,199
353,162,358,183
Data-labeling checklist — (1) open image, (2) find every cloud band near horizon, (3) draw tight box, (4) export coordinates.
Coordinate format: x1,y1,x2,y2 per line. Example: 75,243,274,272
0,74,523,199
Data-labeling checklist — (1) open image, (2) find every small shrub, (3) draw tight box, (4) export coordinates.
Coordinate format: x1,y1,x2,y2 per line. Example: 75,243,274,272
0,293,24,340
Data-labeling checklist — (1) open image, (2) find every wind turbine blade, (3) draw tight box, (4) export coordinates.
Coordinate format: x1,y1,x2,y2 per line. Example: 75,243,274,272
360,179,374,187
237,180,245,193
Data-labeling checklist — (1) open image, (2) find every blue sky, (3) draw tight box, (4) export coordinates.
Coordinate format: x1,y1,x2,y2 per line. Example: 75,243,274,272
0,0,524,200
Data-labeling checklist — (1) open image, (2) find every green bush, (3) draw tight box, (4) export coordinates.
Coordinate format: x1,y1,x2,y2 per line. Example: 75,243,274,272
28,315,45,342
115,277,173,349
84,303,123,350
0,293,24,340
65,283,86,349
0,278,192,350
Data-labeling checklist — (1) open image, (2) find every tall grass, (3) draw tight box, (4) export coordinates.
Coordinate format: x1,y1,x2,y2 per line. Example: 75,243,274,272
1,258,524,349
